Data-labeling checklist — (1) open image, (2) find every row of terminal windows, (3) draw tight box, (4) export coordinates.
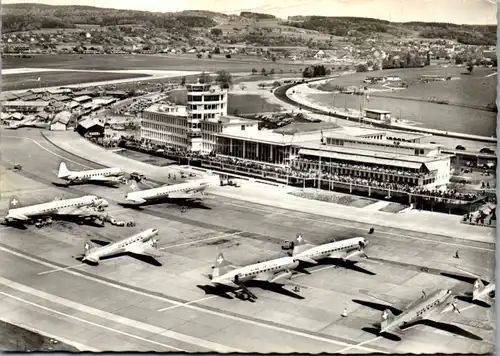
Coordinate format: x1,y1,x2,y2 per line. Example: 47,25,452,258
187,95,224,102
145,114,186,126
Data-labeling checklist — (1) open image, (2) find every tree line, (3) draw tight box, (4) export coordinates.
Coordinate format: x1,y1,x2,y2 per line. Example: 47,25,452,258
2,3,216,33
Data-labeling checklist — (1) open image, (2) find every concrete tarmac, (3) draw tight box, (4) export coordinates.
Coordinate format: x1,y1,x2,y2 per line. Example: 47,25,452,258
0,129,495,353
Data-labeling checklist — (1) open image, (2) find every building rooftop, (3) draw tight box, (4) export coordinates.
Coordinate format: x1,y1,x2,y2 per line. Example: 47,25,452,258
273,122,341,135
324,132,439,150
3,101,49,107
78,118,104,129
74,95,93,102
327,126,386,137
299,143,450,164
365,109,391,114
383,130,432,141
205,115,259,125
146,104,187,116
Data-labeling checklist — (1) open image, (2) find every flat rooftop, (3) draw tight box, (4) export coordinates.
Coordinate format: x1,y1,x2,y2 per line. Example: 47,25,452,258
299,143,451,164
324,133,439,150
272,122,341,135
205,115,259,125
145,104,187,116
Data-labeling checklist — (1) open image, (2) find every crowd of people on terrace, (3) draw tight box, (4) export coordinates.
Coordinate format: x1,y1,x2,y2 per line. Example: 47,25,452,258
116,141,480,202
294,158,427,178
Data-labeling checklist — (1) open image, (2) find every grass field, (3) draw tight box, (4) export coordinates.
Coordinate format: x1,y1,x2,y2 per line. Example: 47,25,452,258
315,66,497,110
306,92,497,137
0,320,79,352
166,89,282,115
3,54,309,73
2,71,150,91
228,94,283,114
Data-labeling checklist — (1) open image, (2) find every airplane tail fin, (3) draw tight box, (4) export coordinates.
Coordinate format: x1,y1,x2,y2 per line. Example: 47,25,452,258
211,252,232,278
291,233,313,256
9,196,24,209
472,279,488,302
126,180,141,192
84,240,97,253
380,309,396,332
57,162,71,178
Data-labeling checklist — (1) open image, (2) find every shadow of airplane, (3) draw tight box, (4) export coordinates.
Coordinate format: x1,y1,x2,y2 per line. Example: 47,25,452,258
197,279,304,302
52,181,120,189
296,259,376,276
118,198,212,210
440,272,489,286
353,299,483,341
75,239,162,266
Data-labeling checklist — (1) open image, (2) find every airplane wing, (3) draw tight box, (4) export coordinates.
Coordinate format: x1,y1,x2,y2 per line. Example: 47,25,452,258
358,289,409,311
90,176,121,183
125,243,162,257
5,213,30,221
295,256,318,264
58,206,104,218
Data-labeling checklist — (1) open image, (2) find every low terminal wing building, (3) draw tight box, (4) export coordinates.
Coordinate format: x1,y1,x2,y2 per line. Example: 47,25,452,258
76,118,105,138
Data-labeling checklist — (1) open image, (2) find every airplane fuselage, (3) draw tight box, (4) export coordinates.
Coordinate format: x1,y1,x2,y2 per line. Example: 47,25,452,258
84,228,159,262
381,289,453,333
63,168,124,183
6,195,108,222
212,257,299,285
125,180,210,204
294,237,366,262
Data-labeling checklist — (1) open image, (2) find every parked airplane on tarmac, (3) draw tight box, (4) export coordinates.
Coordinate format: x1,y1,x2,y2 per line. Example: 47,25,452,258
203,252,303,300
286,233,374,274
3,195,109,226
353,289,482,341
122,177,216,206
441,267,495,307
57,162,124,186
78,228,162,265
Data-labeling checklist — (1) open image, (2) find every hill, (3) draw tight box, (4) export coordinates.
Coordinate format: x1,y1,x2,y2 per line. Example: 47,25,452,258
1,4,496,48
2,3,216,33
284,16,496,45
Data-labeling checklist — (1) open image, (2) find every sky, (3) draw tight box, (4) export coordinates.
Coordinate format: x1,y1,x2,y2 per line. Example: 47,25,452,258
2,0,498,25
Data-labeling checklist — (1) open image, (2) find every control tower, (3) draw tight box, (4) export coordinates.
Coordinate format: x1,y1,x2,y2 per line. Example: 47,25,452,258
185,80,228,151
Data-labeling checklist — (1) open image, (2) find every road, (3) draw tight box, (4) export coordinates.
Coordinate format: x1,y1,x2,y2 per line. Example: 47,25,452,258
0,128,495,353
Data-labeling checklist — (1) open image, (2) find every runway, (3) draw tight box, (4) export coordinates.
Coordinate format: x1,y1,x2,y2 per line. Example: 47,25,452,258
0,128,495,353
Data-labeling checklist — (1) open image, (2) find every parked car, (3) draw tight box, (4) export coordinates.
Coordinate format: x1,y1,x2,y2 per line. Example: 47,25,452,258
130,172,145,182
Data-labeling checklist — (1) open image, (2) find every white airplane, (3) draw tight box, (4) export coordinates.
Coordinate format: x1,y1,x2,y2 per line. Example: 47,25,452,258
472,279,495,306
57,162,124,185
123,177,216,205
80,228,162,265
442,267,495,307
4,195,109,225
354,289,482,341
288,233,371,272
206,252,302,300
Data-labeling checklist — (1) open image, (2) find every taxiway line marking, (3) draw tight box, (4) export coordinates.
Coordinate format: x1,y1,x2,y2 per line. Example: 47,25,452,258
0,316,100,352
158,296,216,312
0,276,243,353
38,263,86,276
0,245,385,353
159,231,243,250
0,291,186,352
336,336,382,353
222,201,494,251
485,72,497,78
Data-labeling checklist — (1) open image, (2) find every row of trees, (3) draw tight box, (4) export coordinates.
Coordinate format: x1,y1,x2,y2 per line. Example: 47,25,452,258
302,65,331,78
